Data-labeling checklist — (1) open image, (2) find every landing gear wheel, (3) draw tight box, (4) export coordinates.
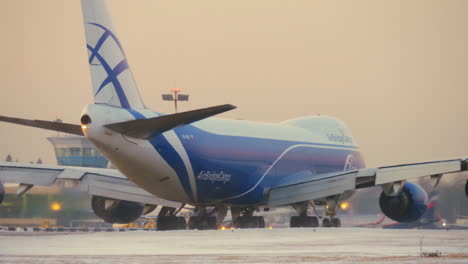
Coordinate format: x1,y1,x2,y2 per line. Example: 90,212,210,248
311,216,319,227
157,216,186,231
331,218,341,227
176,217,187,230
290,216,320,228
290,216,299,228
188,216,197,230
322,218,341,228
236,216,265,229
188,216,217,230
157,206,186,231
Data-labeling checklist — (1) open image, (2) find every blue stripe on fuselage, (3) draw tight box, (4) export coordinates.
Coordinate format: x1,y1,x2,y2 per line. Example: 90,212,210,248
148,134,194,201
125,109,194,201
124,109,364,205
173,124,365,205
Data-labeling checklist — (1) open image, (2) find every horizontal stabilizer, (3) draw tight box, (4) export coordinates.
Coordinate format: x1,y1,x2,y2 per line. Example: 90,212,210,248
0,115,83,136
105,104,236,139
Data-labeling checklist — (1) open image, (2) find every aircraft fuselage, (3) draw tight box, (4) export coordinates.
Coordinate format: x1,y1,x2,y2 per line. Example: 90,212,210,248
83,104,366,206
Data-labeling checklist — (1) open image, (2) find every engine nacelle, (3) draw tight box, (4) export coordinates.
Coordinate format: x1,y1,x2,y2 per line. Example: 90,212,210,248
379,182,428,223
91,195,145,224
0,181,4,205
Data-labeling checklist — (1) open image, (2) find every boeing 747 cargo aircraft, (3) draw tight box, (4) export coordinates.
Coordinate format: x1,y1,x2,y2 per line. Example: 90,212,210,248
0,0,467,230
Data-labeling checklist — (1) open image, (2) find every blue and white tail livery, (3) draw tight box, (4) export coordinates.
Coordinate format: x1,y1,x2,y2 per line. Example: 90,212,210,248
82,0,145,109
0,0,467,230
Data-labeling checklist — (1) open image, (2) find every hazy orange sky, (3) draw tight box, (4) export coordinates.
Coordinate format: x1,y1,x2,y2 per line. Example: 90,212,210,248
1,0,467,167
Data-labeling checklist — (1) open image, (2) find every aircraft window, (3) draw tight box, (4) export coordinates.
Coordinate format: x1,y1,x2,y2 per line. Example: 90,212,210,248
55,148,80,157
83,148,100,157
57,148,82,157
83,148,91,157
69,148,81,156
56,147,103,157
56,148,66,156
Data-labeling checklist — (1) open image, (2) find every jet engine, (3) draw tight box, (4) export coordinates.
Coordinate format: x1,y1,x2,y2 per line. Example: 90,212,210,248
379,182,428,223
91,195,145,224
0,181,4,205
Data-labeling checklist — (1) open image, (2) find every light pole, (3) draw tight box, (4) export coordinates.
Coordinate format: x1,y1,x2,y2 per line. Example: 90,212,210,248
162,88,189,113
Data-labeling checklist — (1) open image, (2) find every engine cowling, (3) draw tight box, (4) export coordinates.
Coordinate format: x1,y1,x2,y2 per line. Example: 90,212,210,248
91,195,145,224
0,181,4,205
379,182,428,223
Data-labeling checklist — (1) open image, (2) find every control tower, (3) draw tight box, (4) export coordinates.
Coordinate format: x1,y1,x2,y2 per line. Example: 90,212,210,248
47,135,109,168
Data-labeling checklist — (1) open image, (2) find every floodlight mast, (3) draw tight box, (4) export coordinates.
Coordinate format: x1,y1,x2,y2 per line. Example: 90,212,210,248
161,88,189,113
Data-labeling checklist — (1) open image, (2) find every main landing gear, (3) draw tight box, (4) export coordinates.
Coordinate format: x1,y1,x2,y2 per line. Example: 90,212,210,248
290,215,320,228
157,206,187,231
157,205,227,230
188,206,219,230
290,202,320,228
289,199,341,228
231,207,265,229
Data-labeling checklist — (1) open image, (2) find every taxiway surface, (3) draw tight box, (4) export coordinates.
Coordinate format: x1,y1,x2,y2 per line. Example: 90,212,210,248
0,228,467,263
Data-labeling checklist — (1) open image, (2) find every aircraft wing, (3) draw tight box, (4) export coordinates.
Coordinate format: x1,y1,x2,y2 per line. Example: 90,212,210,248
267,158,467,207
0,162,181,208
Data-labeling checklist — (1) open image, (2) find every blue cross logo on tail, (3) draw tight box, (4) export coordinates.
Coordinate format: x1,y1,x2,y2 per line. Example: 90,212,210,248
87,23,131,108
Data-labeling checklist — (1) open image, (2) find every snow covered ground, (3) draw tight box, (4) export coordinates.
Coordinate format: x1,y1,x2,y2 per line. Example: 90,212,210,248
0,228,467,263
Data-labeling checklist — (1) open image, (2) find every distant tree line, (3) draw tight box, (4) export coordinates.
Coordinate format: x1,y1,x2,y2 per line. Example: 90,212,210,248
4,154,42,164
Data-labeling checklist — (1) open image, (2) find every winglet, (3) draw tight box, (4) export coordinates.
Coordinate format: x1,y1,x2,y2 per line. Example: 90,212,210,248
105,104,236,139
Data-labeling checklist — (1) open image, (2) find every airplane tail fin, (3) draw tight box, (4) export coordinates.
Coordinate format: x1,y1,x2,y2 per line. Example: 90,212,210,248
81,0,145,109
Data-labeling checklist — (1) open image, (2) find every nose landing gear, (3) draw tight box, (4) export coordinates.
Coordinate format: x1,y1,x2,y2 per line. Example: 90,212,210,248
322,213,341,228
322,197,341,228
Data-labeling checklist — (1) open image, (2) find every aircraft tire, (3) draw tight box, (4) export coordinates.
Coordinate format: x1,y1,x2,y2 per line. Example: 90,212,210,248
290,216,299,228
176,216,187,230
322,218,331,227
311,216,320,227
236,216,265,229
188,216,217,230
188,216,198,230
290,216,319,228
157,215,178,231
331,218,341,228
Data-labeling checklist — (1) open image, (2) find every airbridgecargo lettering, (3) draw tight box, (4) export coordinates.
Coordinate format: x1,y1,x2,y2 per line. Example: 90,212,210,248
196,171,232,184
327,133,353,144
